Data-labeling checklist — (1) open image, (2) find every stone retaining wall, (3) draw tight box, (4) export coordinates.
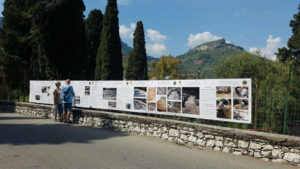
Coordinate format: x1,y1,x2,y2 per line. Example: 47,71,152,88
1,101,300,167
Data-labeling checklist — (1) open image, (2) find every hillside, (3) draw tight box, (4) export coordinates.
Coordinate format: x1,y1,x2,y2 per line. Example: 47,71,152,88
121,41,132,56
177,39,245,78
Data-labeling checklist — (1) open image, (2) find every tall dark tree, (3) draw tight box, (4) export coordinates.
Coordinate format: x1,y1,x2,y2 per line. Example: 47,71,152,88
125,21,148,80
85,9,103,80
95,0,123,80
33,0,87,80
276,4,300,75
1,0,38,100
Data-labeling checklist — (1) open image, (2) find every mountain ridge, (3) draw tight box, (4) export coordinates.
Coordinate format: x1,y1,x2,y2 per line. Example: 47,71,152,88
177,39,246,78
190,38,244,52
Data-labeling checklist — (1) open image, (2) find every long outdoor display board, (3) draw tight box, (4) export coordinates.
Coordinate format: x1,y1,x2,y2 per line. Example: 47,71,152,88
29,79,252,124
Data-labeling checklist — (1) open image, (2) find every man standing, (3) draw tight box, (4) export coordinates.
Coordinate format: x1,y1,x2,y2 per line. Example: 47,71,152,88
61,79,75,123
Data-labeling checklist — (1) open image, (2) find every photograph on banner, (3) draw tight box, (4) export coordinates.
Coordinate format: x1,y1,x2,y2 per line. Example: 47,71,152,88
134,87,147,98
167,101,181,113
74,96,80,104
157,96,167,112
35,95,40,100
147,87,156,102
148,102,156,111
134,98,147,110
108,101,117,108
216,98,232,119
85,86,90,96
157,87,167,95
216,86,231,98
233,110,249,121
233,87,248,98
167,87,181,100
182,87,200,115
41,86,50,93
233,99,249,110
103,88,117,100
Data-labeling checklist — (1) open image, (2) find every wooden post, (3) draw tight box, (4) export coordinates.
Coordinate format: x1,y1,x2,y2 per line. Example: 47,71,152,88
254,82,259,130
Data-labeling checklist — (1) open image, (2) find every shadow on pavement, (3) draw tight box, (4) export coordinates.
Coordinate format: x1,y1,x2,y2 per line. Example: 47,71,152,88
0,115,127,145
0,116,42,120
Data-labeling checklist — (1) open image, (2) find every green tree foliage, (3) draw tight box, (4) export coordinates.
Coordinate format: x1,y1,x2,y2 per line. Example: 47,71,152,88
95,0,123,80
276,4,300,75
125,21,148,80
148,55,181,80
32,0,87,80
85,9,103,80
215,52,300,134
1,0,38,100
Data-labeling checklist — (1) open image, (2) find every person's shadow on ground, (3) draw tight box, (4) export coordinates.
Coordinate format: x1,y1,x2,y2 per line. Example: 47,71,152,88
0,114,127,145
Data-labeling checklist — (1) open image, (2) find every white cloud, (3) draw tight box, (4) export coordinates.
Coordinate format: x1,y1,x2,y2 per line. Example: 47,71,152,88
119,25,168,57
146,43,167,57
187,32,222,48
249,47,259,54
145,29,168,57
119,23,136,40
146,29,167,42
249,35,282,61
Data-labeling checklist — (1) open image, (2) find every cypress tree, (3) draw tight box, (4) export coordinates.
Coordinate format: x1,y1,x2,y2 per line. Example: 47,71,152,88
85,9,103,80
95,0,123,80
33,0,87,80
125,21,148,80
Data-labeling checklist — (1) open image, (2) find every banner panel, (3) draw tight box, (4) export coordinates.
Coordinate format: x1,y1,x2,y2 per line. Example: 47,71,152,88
29,79,252,123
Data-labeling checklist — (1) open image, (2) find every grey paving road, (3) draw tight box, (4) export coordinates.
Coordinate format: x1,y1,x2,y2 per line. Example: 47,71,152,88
0,113,297,169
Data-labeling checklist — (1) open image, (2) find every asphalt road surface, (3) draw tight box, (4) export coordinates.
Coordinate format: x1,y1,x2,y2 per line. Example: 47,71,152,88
0,113,297,169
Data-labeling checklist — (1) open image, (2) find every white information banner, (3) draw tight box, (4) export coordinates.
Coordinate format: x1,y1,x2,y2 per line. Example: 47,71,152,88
29,79,252,124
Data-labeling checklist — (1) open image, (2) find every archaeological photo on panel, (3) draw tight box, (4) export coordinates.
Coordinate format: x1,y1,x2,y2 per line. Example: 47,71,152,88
108,101,117,108
167,101,181,113
134,98,147,110
134,87,147,98
233,110,249,121
157,96,167,112
147,87,156,102
35,95,40,101
85,86,90,96
216,98,232,119
233,87,248,98
216,86,231,98
167,87,181,101
182,87,200,115
157,87,167,95
233,99,248,110
103,88,117,100
74,96,80,105
41,86,49,93
148,102,156,111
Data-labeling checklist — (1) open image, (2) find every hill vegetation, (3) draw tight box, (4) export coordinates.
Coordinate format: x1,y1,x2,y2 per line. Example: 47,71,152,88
177,39,245,78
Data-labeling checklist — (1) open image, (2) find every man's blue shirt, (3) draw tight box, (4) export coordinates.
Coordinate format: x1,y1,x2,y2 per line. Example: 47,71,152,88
61,85,74,103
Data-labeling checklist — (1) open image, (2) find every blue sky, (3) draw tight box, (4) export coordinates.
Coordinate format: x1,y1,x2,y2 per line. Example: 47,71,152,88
0,0,299,58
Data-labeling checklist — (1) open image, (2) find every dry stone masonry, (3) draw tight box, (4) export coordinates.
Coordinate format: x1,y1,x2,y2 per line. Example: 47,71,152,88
1,101,300,167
